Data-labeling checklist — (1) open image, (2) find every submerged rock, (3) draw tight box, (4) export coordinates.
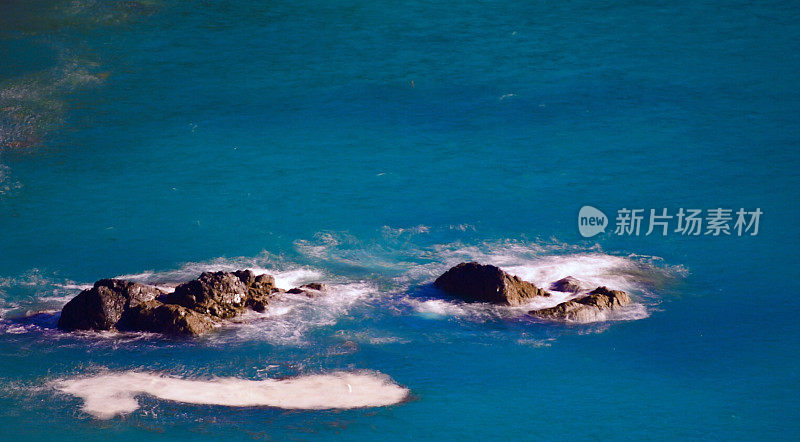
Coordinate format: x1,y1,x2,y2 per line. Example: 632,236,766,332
530,286,631,322
58,270,289,336
433,262,549,306
299,282,326,292
286,283,328,298
57,279,163,331
549,276,585,293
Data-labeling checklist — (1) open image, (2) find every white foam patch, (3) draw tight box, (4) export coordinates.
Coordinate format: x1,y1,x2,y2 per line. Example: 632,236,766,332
410,299,468,317
404,296,537,322
271,268,324,290
58,283,93,291
213,281,377,346
57,370,408,419
502,253,650,295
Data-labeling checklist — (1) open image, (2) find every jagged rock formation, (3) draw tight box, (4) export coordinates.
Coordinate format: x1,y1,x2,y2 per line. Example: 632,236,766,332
58,270,325,336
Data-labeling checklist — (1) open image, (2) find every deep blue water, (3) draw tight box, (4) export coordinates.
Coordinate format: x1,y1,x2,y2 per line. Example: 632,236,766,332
1,0,799,439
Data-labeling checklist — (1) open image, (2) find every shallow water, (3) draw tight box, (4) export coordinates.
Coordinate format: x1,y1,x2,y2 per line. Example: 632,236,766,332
1,0,798,439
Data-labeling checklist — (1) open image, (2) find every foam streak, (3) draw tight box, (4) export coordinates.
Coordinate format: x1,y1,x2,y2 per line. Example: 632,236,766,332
57,371,408,419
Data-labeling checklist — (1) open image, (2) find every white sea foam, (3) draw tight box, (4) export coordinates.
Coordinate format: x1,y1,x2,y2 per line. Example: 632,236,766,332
398,242,685,323
291,232,684,324
270,268,325,290
212,281,377,346
501,253,655,294
57,283,93,291
0,237,683,339
56,370,408,419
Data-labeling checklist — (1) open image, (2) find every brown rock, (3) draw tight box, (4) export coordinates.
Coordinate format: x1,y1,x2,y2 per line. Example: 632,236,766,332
433,262,549,306
286,283,327,297
58,270,283,336
549,276,585,293
164,271,250,319
57,279,163,331
530,286,631,322
120,300,215,335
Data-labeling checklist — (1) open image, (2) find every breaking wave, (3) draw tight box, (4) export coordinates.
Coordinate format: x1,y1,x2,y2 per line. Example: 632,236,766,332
401,248,682,323
0,256,379,346
0,233,687,341
115,256,326,292
293,232,686,324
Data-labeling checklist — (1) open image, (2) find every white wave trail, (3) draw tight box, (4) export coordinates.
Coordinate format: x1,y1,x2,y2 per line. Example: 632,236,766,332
57,370,408,419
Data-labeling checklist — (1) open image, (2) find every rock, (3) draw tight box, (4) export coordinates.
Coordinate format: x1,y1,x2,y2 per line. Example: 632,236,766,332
57,279,163,331
165,271,251,319
248,273,276,306
119,300,215,335
299,282,326,291
58,270,285,336
250,300,268,313
233,269,257,286
530,286,631,322
549,276,585,293
584,286,631,309
286,283,327,297
433,262,549,306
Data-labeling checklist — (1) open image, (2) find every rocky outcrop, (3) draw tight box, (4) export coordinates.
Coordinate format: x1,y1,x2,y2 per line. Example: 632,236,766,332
58,279,164,331
58,270,325,336
549,276,585,293
433,262,549,306
164,270,275,319
530,286,631,322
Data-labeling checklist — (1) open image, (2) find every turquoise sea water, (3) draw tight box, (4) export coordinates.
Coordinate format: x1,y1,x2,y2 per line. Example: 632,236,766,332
1,0,799,439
